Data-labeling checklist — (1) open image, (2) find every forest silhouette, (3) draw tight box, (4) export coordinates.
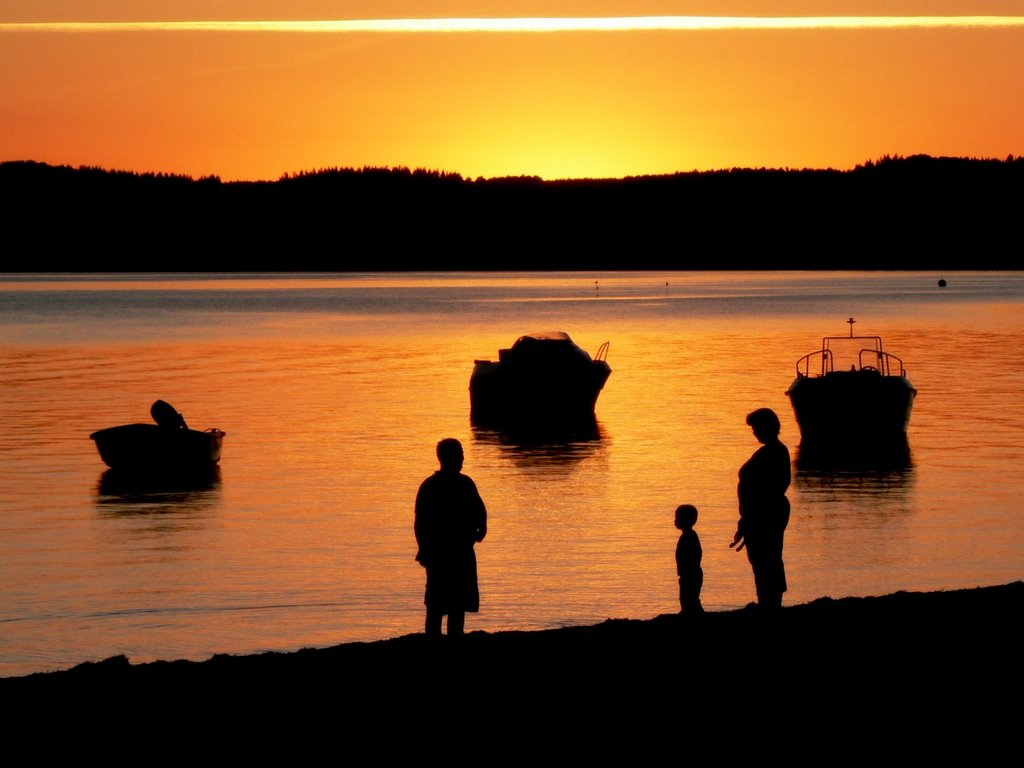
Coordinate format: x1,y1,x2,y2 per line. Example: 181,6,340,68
2,155,1020,270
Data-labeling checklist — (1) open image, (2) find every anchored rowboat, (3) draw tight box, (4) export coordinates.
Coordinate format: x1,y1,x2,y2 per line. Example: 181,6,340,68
90,400,225,473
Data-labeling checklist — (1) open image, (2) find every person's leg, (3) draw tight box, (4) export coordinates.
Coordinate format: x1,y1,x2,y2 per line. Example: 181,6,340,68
748,544,767,605
694,568,705,613
425,607,443,636
764,534,786,608
753,572,782,609
447,611,465,636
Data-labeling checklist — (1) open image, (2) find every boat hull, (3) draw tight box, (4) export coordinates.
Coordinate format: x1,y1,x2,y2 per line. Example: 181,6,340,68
470,359,611,426
90,423,225,473
469,332,612,428
786,370,916,449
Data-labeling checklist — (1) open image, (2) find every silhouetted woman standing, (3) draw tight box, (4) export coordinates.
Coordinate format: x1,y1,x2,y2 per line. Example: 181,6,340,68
731,408,791,610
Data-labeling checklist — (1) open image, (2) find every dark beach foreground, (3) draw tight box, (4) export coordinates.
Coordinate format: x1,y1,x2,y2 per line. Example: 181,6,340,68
4,582,1021,745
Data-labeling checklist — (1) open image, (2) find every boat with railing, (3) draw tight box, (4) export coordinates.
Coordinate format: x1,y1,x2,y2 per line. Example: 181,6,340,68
786,319,916,450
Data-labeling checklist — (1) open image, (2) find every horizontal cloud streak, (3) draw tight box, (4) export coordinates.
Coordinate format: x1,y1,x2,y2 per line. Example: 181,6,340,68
4,16,1024,34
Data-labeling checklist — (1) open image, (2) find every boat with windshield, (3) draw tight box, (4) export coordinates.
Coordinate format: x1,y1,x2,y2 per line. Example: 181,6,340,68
469,331,611,427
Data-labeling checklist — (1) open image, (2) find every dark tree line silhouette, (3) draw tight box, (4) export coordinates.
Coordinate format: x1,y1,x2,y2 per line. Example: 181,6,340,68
2,155,1020,270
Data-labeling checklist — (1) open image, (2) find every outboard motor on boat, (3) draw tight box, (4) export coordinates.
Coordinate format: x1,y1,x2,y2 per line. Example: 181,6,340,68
151,399,188,430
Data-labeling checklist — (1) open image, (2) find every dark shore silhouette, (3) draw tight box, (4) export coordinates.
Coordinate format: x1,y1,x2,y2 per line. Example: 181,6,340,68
4,582,1020,720
2,584,1018,762
3,154,1021,271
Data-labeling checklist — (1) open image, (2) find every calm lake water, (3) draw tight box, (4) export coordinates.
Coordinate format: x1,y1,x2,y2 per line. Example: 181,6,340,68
1,271,1022,678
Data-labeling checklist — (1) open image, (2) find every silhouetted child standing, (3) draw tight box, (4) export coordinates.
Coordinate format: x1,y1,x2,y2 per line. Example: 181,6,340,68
675,504,704,615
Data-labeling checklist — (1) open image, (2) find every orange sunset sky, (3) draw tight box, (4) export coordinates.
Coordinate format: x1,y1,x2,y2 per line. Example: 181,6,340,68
2,1,1022,181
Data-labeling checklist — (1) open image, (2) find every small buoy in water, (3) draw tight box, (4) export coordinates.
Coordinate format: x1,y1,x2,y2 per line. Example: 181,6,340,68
938,278,947,288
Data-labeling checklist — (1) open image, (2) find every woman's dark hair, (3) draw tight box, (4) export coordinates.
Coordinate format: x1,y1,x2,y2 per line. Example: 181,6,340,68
746,407,781,436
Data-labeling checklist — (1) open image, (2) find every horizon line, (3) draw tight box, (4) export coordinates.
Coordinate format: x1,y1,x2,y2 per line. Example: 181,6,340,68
4,16,1024,34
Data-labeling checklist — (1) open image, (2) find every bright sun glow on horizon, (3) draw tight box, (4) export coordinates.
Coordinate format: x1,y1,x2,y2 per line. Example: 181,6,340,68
2,10,1022,182
4,16,1024,33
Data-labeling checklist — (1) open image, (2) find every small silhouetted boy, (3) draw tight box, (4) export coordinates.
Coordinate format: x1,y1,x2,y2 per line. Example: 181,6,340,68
675,504,704,615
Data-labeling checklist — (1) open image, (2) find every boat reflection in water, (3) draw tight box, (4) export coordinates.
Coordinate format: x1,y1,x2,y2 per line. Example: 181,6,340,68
794,441,916,513
793,414,915,507
95,465,222,517
97,464,221,501
472,416,606,468
794,436,913,474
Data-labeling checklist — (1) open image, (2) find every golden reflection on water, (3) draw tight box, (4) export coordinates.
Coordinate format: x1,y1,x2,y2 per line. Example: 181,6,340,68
2,272,1023,676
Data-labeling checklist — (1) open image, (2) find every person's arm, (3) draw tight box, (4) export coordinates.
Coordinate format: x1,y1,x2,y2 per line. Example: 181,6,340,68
474,496,487,543
414,481,431,565
469,477,487,543
732,477,747,551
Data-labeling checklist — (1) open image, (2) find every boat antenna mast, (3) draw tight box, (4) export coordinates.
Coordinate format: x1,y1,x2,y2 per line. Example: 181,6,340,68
847,317,856,337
